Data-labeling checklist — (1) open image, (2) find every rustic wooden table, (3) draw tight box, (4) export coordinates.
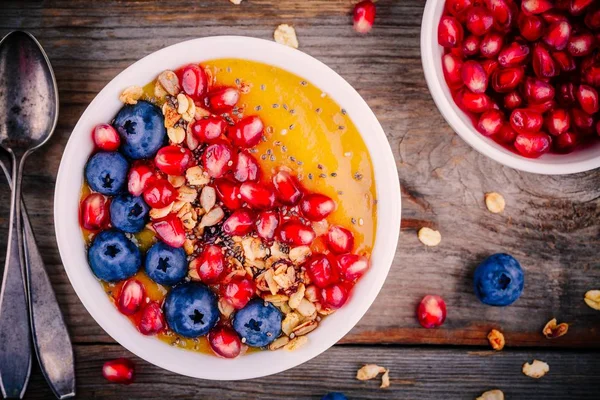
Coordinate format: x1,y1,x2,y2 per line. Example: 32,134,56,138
1,1,599,399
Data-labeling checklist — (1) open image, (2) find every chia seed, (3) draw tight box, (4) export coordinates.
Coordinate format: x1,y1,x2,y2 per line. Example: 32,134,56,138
274,140,281,146
354,172,363,180
317,164,324,170
315,108,321,113
289,124,295,130
308,173,313,180
341,108,347,115
281,146,287,152
338,191,343,195
289,156,296,162
290,109,296,115
272,103,279,108
331,172,337,177
297,160,303,166
283,104,288,110
261,154,267,160
351,218,357,225
319,173,326,178
261,84,266,91
338,125,345,130
255,105,262,111
270,155,275,161
235,78,241,86
300,81,307,86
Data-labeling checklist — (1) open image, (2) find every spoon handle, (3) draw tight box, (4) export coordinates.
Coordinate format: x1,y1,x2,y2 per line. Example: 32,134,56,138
0,153,32,399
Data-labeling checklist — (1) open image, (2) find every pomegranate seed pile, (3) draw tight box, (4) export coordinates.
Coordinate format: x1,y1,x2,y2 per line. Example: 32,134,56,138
439,0,600,158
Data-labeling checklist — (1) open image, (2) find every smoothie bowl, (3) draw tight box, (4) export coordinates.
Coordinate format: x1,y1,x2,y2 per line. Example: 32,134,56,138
55,36,400,380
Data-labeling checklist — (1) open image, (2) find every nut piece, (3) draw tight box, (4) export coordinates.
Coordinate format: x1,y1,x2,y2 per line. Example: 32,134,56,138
296,298,316,317
177,186,198,203
168,175,186,188
199,206,224,228
176,93,189,115
288,283,305,309
542,318,569,339
289,246,311,264
282,312,302,336
200,186,216,212
485,192,506,214
292,320,318,336
218,298,235,318
186,166,210,186
356,364,386,381
417,227,441,247
522,360,549,379
183,238,195,255
149,202,174,220
167,126,186,144
380,369,390,389
268,336,289,350
584,290,600,310
283,335,308,351
119,85,143,104
274,24,299,49
487,329,505,351
157,70,180,96
476,389,504,400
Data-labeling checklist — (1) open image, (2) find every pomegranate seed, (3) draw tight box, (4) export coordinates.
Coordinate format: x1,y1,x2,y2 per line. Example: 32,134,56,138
272,171,303,205
485,0,514,31
510,108,544,133
221,277,255,309
228,116,264,148
239,182,276,209
117,279,145,316
521,0,555,14
523,77,556,104
551,50,576,71
567,33,596,57
461,60,488,93
438,15,464,48
571,108,595,134
80,193,110,231
128,162,156,196
477,109,504,136
223,209,255,236
321,283,350,309
462,35,481,56
138,302,165,335
214,179,243,210
177,64,208,101
480,59,499,77
479,32,504,58
491,67,525,92
306,254,339,288
554,131,578,152
92,124,120,151
155,146,192,176
496,123,518,143
208,326,242,359
256,210,279,241
279,220,316,246
514,132,552,157
102,358,135,384
466,7,494,36
576,84,599,114
202,142,233,178
557,82,577,106
300,193,336,221
353,0,376,34
152,214,186,248
192,245,225,284
206,87,240,112
543,21,571,50
582,55,600,86
541,10,569,23
446,0,473,16
545,108,571,135
336,254,370,281
417,295,447,329
532,43,558,78
518,14,545,41
326,225,355,254
569,0,594,15
597,120,600,136
504,91,523,109
191,116,227,143
527,99,557,114
460,90,492,113
233,151,260,183
498,42,530,67
585,6,600,29
143,179,176,209
442,53,465,89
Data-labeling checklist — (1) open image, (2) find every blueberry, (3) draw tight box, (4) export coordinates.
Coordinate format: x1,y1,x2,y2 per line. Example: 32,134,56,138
322,393,348,400
85,152,129,195
232,299,282,347
88,230,141,282
109,194,149,233
164,283,219,338
474,253,525,306
145,242,187,285
113,101,166,159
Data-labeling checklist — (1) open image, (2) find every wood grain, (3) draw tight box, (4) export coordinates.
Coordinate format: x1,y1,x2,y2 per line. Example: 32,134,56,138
23,344,600,399
0,0,599,353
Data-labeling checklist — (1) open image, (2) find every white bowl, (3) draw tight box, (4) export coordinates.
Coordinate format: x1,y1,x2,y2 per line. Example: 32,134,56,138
54,36,401,380
421,0,600,175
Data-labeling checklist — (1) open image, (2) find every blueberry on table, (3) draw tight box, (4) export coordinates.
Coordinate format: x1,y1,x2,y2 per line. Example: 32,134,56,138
232,299,283,347
88,230,141,282
85,151,129,195
474,253,525,306
164,283,219,338
113,101,166,159
145,242,187,286
109,194,149,233
322,393,348,400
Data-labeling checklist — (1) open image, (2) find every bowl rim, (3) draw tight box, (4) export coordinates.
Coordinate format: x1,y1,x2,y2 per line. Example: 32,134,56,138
54,35,401,380
420,0,600,175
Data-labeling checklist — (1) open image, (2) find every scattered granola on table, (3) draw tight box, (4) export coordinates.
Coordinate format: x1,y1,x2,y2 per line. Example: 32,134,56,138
584,290,600,310
522,360,549,379
484,192,505,214
542,318,569,339
487,329,505,351
356,364,390,388
417,227,441,247
274,24,299,49
476,389,504,400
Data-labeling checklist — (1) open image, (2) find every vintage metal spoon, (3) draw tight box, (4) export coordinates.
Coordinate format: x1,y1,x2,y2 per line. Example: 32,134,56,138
0,31,75,399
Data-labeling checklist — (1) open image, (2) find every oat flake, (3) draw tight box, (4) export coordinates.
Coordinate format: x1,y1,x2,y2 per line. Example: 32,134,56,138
274,24,299,49
485,192,505,214
417,227,441,247
522,359,549,379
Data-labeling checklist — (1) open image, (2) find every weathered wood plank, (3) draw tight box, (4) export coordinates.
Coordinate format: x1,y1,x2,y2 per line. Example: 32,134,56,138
23,344,600,399
0,0,599,350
